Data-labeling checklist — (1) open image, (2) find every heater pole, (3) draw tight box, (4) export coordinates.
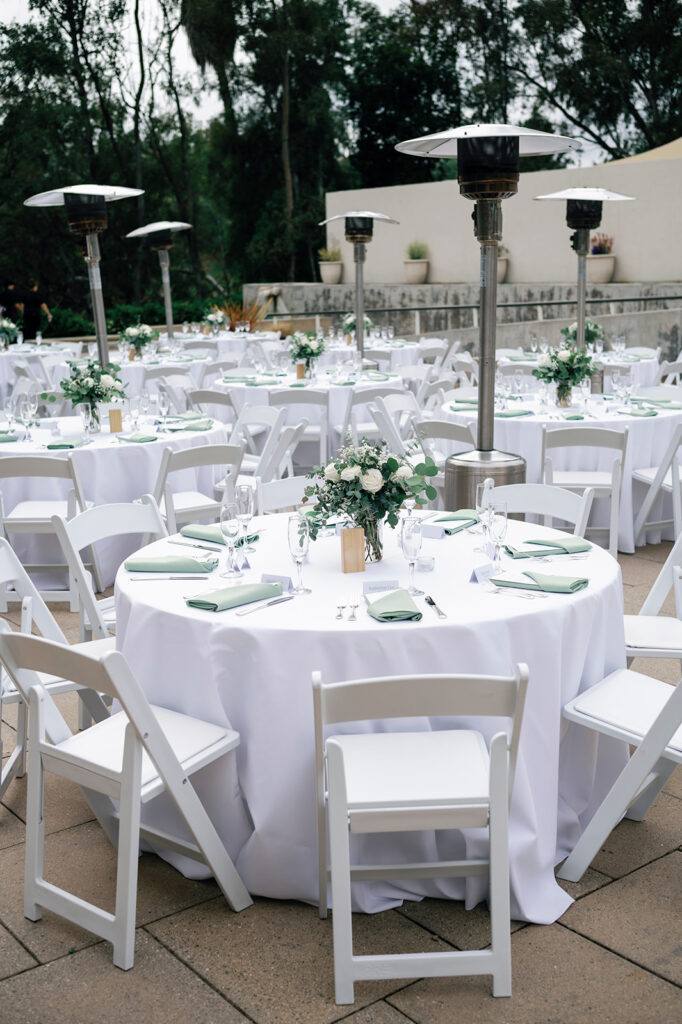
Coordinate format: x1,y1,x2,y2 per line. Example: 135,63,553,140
354,242,366,358
157,249,174,340
474,200,502,452
84,233,110,365
572,228,590,350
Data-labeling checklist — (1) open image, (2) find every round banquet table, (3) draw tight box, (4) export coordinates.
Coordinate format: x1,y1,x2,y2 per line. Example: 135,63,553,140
114,513,627,925
0,415,228,585
444,394,682,552
496,351,659,393
318,340,420,372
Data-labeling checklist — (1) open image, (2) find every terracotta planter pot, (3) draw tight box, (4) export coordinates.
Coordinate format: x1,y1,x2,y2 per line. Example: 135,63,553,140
404,260,429,285
586,254,615,284
319,261,343,285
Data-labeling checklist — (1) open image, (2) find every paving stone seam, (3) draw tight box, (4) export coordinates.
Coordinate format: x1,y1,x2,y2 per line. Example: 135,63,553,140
393,907,488,951
555,921,682,990
368,990,424,1023
0,913,41,970
593,844,682,884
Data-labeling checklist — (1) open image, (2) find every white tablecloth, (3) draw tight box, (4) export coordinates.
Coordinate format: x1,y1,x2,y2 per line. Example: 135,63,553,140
115,514,626,924
444,396,682,552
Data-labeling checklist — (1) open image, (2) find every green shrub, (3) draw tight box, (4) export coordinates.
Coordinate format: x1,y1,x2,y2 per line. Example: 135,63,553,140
406,241,428,260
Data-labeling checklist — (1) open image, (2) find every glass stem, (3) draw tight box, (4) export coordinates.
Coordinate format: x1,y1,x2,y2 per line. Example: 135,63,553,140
226,544,235,574
296,559,304,591
409,560,415,592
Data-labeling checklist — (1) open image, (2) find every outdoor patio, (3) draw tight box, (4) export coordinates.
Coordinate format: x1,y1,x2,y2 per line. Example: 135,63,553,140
0,542,680,1024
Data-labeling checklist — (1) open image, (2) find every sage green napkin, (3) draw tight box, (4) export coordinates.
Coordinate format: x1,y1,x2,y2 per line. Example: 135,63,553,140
245,380,272,387
450,402,478,411
179,523,258,547
563,413,584,420
289,382,309,388
507,353,536,361
505,536,591,559
490,571,589,593
632,396,671,405
118,433,158,443
362,372,389,381
186,581,282,611
165,419,214,431
432,509,479,534
617,408,657,417
366,588,422,622
167,410,203,421
46,437,87,449
495,408,533,418
222,375,256,383
452,397,479,404
124,554,218,573
337,380,355,386
0,435,18,443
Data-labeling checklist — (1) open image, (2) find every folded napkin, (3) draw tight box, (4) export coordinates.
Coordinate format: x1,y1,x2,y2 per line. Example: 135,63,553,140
617,408,658,417
366,588,422,622
450,402,478,410
179,523,258,547
0,432,18,443
563,413,584,420
337,380,355,386
632,396,671,405
504,536,591,559
118,432,158,443
244,381,272,387
165,419,214,431
46,437,88,449
222,375,256,383
186,581,282,612
431,509,479,534
507,353,536,361
289,382,309,388
363,372,390,381
495,408,533,418
166,410,203,421
490,571,589,593
124,554,218,573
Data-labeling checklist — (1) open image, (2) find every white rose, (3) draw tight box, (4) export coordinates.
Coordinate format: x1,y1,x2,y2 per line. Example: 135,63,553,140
557,349,572,362
360,468,384,494
309,338,320,352
84,377,94,387
538,353,552,368
324,463,340,483
393,465,412,481
100,373,115,388
340,465,361,481
128,327,139,337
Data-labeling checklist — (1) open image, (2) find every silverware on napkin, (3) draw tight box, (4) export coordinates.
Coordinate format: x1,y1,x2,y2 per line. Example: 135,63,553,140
168,539,223,552
128,574,210,581
235,595,294,616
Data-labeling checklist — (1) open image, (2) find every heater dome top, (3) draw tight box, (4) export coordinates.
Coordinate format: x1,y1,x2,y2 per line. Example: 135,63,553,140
534,186,634,202
24,184,144,207
126,220,192,238
395,122,581,159
319,210,398,226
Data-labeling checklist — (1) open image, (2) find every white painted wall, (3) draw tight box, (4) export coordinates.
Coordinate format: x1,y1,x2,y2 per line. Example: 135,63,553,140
324,157,682,285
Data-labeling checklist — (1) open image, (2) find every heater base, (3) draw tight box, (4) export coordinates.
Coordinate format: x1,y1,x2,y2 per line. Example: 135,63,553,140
444,449,526,511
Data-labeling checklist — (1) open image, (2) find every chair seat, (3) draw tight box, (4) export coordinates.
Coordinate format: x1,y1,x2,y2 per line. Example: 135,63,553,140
624,614,682,653
550,471,613,491
5,500,72,524
56,705,239,799
333,729,490,813
632,466,675,491
567,668,682,756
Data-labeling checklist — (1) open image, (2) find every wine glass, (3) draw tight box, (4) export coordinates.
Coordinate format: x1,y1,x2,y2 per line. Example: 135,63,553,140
236,484,256,552
128,396,140,431
488,501,508,571
139,391,150,417
157,390,170,431
27,391,39,426
219,503,243,578
288,513,311,595
5,395,16,432
401,516,423,596
539,338,549,355
18,395,33,440
474,480,492,537
529,333,538,354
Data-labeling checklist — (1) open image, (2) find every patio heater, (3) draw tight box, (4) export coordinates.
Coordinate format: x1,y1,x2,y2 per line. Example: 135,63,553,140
395,124,581,508
534,187,634,349
319,211,398,357
126,220,192,341
24,183,143,365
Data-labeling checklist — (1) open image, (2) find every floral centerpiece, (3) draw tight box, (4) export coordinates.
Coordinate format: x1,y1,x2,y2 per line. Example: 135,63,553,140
203,308,227,333
303,439,438,562
532,343,593,405
0,318,18,348
342,313,372,333
120,323,159,358
57,359,126,430
289,331,325,374
560,318,605,347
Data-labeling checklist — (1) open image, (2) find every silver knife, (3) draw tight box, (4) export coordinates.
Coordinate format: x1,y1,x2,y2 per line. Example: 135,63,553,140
235,594,294,616
425,595,447,619
128,574,211,581
168,539,223,552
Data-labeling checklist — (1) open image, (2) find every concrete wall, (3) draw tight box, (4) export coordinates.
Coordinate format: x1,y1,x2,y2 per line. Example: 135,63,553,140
321,157,682,284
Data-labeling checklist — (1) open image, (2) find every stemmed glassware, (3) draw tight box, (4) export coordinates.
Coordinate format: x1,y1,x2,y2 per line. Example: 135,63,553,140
488,501,508,571
539,338,549,355
157,391,170,431
139,391,150,418
128,396,140,431
529,333,538,354
18,395,33,440
401,516,423,596
219,502,243,578
5,395,16,433
236,484,256,552
288,513,311,595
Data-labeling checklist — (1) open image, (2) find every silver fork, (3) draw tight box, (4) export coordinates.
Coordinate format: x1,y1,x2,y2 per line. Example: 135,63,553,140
347,603,358,621
335,603,347,619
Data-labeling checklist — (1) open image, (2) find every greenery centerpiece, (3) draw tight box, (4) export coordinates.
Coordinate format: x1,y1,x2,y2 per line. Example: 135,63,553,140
58,359,126,430
289,331,325,373
0,318,18,348
203,308,227,333
303,439,438,562
561,318,605,347
532,343,593,405
120,323,159,358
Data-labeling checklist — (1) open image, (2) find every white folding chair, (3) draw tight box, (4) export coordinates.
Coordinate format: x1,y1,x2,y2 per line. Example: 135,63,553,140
624,529,682,667
541,426,628,558
183,338,219,356
201,359,239,386
490,483,595,536
152,444,245,535
415,419,477,493
0,630,251,969
336,386,400,445
256,474,309,514
0,454,89,609
314,665,529,1003
188,388,238,426
0,539,112,800
254,419,309,483
269,388,330,464
657,360,682,385
229,405,287,476
632,422,682,544
557,669,682,883
452,355,479,387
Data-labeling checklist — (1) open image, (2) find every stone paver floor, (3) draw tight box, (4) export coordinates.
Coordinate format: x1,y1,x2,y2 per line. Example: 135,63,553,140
0,544,680,1023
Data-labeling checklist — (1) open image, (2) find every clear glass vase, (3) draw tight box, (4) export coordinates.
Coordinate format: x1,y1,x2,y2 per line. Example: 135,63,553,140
357,516,383,562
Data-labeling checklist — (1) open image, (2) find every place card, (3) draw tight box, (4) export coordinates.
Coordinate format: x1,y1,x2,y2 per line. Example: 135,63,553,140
362,579,399,595
341,527,365,573
470,563,496,584
261,573,293,592
421,523,445,540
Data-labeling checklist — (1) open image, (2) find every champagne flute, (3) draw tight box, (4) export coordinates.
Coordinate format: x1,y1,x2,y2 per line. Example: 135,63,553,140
219,502,243,578
529,333,538,354
157,391,170,431
288,513,311,595
236,484,256,552
139,391,150,417
488,501,508,571
18,395,32,440
401,516,423,595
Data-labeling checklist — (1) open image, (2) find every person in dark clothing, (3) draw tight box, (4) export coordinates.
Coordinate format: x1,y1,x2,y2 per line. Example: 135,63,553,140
22,279,52,340
0,281,23,324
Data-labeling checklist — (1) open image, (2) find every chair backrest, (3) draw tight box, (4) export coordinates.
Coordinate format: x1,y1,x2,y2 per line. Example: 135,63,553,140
657,360,682,385
340,385,401,442
142,366,173,385
269,389,329,464
542,425,628,456
183,339,218,355
371,393,422,452
418,345,445,365
0,538,67,644
497,362,535,377
491,483,595,536
202,359,239,384
153,443,245,514
416,418,477,458
442,385,478,403
635,384,682,400
259,419,309,482
368,402,405,454
229,404,287,477
629,346,660,359
256,474,309,514
0,454,85,516
452,357,479,385
51,495,168,639
188,389,237,422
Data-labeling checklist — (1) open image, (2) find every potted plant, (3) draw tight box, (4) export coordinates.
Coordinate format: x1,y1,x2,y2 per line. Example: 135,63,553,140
404,241,429,285
587,233,615,284
318,245,343,285
497,244,510,284
532,343,593,407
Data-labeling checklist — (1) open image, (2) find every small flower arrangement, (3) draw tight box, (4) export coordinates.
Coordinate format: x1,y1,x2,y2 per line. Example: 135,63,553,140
203,309,227,331
533,344,593,404
120,323,159,353
57,359,126,429
0,318,18,346
590,233,613,255
561,318,605,346
342,312,372,333
303,439,438,561
289,331,325,371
